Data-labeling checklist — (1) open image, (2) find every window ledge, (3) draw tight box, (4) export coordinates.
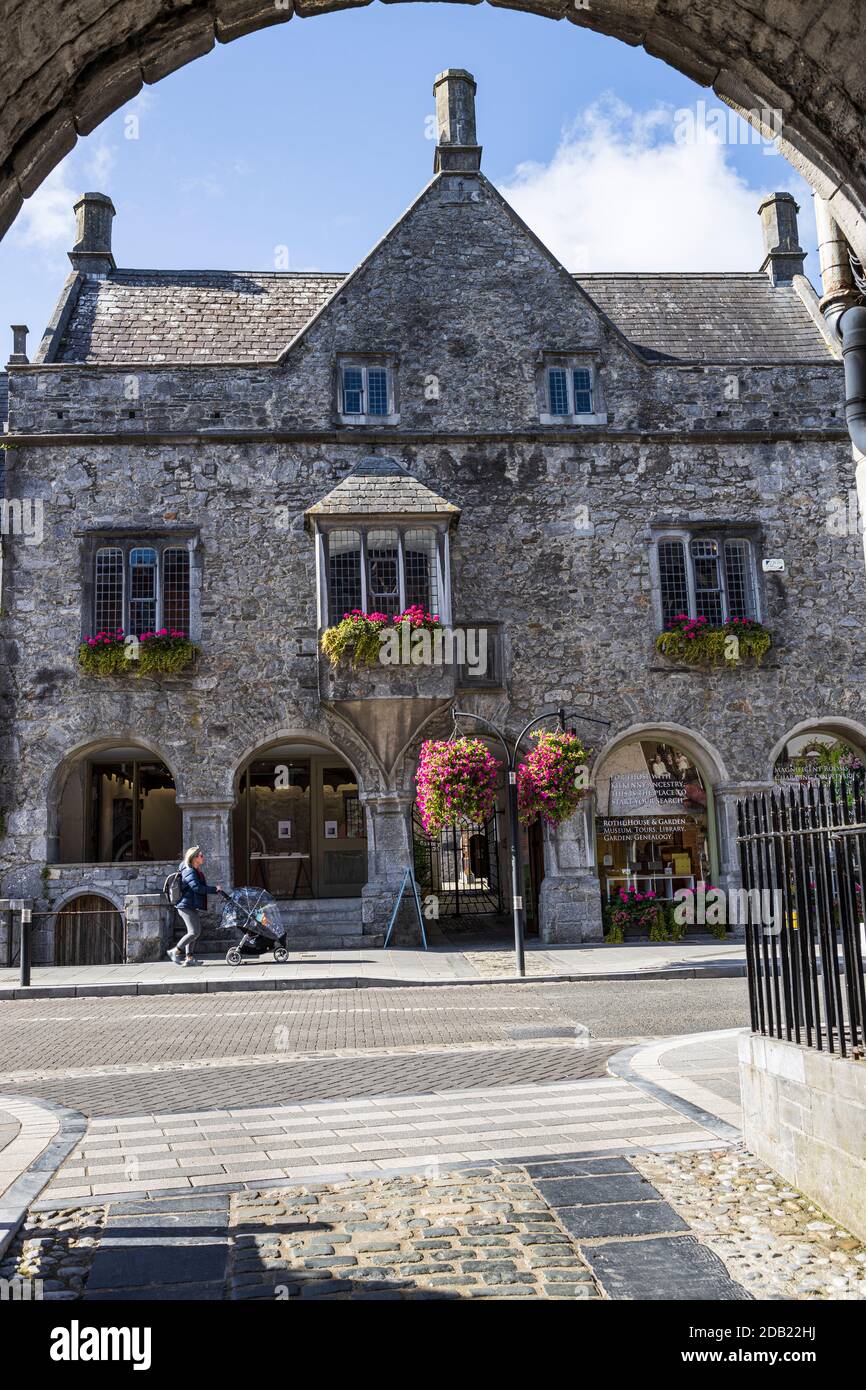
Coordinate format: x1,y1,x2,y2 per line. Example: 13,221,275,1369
539,412,608,427
338,413,401,427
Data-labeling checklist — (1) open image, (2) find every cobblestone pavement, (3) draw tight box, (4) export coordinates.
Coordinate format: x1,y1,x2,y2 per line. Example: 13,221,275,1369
632,1148,866,1300
3,1156,751,1302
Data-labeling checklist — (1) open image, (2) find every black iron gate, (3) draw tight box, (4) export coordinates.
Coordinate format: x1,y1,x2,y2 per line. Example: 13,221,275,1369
737,778,866,1056
413,806,503,917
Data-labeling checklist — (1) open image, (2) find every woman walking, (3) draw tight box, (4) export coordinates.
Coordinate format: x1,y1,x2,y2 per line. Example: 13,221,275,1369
168,846,222,967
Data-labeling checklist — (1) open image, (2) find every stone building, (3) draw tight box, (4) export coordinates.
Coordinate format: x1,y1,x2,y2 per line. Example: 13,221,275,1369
1,69,863,963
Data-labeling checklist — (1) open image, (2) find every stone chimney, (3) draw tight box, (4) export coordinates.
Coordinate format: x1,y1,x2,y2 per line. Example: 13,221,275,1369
433,69,482,174
8,325,28,365
758,192,806,285
69,192,116,274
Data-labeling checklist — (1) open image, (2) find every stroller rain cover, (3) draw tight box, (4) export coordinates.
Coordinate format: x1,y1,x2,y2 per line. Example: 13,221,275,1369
220,887,284,942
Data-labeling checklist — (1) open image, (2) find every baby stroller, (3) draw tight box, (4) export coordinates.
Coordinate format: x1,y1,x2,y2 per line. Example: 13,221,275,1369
217,887,289,966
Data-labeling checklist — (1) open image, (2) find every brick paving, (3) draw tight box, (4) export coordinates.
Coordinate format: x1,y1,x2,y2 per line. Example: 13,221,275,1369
0,1043,619,1119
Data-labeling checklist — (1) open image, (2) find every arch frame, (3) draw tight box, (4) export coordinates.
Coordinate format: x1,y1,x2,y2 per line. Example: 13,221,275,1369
765,715,866,783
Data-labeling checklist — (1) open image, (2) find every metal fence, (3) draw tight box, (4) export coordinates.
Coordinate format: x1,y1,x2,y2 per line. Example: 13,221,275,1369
737,778,866,1057
412,807,503,917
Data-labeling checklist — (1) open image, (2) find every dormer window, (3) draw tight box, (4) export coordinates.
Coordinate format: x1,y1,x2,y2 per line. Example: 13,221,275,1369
338,357,398,424
539,355,606,425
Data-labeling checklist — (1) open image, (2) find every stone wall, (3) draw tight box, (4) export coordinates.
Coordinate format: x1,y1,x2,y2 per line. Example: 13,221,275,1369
739,1031,866,1242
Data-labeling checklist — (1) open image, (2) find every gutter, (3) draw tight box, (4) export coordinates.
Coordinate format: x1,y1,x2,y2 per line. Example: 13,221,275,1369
814,194,866,456
838,303,866,457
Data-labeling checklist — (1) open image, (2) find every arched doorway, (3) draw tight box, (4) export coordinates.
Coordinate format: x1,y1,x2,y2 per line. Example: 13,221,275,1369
55,743,181,864
54,893,124,965
232,741,367,899
772,728,866,792
594,733,718,915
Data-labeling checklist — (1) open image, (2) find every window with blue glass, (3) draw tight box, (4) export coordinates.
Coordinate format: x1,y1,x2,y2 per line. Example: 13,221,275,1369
546,363,595,417
340,363,392,418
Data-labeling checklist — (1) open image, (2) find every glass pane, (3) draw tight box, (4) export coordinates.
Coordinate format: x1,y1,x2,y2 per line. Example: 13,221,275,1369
94,548,123,633
321,765,366,840
689,539,723,625
404,529,437,614
162,549,190,633
658,540,690,623
724,540,753,620
244,758,312,899
367,529,400,617
136,761,181,860
342,367,364,414
547,367,569,415
327,530,362,624
572,367,593,414
129,548,157,636
367,367,389,415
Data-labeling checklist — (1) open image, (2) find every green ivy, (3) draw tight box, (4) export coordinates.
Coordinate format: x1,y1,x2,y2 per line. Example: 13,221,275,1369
321,614,389,669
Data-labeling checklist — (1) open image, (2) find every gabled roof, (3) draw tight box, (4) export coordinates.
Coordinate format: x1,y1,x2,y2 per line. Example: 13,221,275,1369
306,458,460,524
573,272,834,363
45,270,345,364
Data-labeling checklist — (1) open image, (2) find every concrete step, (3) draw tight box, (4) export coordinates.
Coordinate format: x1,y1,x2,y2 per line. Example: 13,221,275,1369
192,932,385,955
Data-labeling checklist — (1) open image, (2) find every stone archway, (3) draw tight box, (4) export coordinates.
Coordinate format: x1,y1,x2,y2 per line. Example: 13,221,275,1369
2,1,866,262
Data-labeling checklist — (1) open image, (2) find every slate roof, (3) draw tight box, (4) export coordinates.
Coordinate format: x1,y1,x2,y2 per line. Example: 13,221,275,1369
49,270,345,364
306,458,461,521
572,272,832,363
42,266,833,366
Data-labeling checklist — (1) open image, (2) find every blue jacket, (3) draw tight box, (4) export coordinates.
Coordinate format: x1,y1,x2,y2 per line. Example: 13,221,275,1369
177,864,217,912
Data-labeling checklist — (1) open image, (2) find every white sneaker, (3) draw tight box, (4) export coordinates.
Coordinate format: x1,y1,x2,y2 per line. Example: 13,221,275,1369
166,948,180,964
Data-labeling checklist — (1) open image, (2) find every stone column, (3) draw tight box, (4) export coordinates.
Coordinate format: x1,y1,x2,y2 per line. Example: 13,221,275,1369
538,795,603,943
712,781,774,939
360,793,419,943
177,801,233,887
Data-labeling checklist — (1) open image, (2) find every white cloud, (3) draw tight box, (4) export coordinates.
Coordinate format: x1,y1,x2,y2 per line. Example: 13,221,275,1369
10,156,78,251
84,139,116,185
498,95,781,272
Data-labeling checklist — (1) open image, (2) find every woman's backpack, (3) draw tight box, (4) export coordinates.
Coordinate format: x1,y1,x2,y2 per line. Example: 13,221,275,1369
163,870,184,907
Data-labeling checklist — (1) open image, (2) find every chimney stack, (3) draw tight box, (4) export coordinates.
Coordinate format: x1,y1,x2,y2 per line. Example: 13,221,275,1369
758,192,806,285
8,325,29,365
433,69,482,174
69,192,116,274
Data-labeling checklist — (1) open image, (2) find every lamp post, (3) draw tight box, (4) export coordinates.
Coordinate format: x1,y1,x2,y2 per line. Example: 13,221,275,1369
451,706,611,977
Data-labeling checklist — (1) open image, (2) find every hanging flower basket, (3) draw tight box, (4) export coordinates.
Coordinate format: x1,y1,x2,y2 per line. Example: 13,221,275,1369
78,629,197,676
655,614,772,666
415,738,501,837
321,607,444,669
517,730,591,827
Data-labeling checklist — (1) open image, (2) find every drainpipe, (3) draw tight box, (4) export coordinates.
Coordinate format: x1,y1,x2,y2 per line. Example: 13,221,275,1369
814,195,866,560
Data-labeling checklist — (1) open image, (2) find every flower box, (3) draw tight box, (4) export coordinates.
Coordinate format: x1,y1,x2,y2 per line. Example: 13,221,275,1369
78,628,197,676
321,606,445,670
655,614,772,666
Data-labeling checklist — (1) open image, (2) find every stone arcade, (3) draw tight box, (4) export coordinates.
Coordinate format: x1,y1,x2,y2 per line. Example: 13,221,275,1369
0,70,863,963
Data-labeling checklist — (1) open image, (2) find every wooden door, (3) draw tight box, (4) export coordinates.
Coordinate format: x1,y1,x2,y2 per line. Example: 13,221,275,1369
54,894,124,965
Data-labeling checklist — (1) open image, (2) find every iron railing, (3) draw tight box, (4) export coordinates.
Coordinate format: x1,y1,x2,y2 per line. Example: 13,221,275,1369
412,807,503,917
737,778,866,1057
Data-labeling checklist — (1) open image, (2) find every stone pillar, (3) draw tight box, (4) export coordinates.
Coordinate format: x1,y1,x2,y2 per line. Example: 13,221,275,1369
124,893,171,962
712,781,774,939
177,801,233,887
538,796,603,943
360,793,419,943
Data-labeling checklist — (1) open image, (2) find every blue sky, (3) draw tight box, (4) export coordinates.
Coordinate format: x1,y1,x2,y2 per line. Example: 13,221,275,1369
0,2,819,355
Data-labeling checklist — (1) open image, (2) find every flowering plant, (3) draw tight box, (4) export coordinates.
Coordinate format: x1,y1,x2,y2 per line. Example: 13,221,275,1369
78,628,196,676
655,613,772,666
321,606,444,669
517,730,590,827
604,884,665,943
415,738,500,837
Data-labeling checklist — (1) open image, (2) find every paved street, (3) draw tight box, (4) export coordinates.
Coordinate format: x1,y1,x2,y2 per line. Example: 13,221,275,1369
5,973,860,1301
